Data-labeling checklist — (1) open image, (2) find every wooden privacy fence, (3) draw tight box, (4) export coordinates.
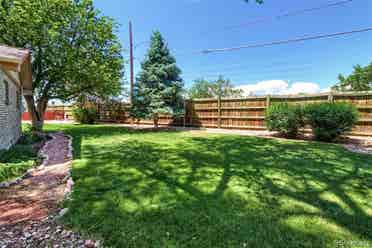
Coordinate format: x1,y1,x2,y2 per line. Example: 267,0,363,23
97,91,372,136
23,105,74,121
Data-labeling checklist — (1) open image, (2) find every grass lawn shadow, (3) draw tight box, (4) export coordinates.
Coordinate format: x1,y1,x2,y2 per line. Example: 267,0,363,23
45,124,372,248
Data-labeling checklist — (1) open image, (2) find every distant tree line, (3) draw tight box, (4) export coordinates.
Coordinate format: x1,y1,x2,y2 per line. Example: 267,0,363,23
332,63,372,92
187,77,243,99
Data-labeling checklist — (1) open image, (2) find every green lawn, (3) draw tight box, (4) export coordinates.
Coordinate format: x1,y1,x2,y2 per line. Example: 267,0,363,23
45,124,372,248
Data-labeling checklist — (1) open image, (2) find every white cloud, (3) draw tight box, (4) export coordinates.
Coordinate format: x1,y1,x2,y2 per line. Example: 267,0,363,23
320,87,331,93
236,80,288,96
282,82,320,95
236,80,324,96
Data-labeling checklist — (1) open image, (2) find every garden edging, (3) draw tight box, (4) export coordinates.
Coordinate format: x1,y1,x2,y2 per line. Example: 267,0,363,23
62,134,74,198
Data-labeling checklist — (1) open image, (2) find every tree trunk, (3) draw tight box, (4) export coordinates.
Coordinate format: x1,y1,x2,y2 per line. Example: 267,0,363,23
24,95,47,131
153,114,159,128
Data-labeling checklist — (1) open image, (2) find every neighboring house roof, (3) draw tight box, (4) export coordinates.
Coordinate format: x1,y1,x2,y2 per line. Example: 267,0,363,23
0,45,32,93
0,45,29,64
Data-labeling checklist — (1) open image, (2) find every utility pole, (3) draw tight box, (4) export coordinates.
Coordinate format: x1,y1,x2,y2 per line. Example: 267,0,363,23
129,21,134,104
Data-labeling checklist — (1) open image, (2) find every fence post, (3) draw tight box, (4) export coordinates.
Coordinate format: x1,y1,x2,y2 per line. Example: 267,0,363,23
217,96,222,128
266,95,271,107
328,92,334,103
189,100,193,127
97,103,101,121
183,99,187,127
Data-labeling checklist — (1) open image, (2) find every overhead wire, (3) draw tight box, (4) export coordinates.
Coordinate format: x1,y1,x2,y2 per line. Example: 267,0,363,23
203,0,354,34
200,27,372,54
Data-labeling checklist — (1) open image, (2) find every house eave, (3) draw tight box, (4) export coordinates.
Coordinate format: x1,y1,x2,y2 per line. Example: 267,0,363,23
0,45,33,92
0,56,22,65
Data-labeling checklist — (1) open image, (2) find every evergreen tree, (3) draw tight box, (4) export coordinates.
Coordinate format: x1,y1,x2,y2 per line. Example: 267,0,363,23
131,31,184,127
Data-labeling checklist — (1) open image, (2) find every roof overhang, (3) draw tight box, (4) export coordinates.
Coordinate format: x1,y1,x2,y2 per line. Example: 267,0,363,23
0,45,32,92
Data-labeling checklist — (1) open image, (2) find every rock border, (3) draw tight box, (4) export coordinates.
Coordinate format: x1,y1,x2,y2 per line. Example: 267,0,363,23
62,134,74,198
0,134,56,189
343,143,372,155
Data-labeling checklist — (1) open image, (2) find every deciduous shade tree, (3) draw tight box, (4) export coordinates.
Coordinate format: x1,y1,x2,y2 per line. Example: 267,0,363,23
187,79,213,99
332,63,372,92
131,31,184,127
188,76,243,99
0,0,124,130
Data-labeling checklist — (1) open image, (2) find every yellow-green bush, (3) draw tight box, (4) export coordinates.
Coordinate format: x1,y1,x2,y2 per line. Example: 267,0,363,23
265,103,305,138
305,102,359,142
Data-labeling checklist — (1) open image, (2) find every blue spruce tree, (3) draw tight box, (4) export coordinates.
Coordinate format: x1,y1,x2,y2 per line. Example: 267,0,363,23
131,31,184,127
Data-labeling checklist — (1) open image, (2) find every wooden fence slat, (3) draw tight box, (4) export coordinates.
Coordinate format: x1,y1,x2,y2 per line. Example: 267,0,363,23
217,96,221,129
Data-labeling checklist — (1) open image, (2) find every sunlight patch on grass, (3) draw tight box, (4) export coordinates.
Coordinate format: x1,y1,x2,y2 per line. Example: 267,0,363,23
280,197,321,214
319,192,354,215
282,215,354,241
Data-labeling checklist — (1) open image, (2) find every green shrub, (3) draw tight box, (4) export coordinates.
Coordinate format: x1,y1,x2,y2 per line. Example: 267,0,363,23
305,102,359,142
1,125,44,182
0,144,37,163
0,144,38,182
18,124,43,145
72,106,98,124
265,103,305,138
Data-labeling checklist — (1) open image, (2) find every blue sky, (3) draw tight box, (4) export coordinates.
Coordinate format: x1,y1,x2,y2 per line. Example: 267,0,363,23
93,0,372,95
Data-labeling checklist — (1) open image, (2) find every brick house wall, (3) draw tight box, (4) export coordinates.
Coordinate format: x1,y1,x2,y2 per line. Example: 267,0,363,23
0,68,22,150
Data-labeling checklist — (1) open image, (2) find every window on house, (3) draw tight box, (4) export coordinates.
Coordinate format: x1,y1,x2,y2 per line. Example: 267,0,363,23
3,80,9,105
16,90,21,110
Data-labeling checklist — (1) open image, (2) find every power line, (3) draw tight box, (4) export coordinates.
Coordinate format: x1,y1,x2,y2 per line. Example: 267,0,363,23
182,67,315,81
129,28,371,81
182,63,315,78
128,0,353,51
126,0,356,57
181,59,372,81
181,51,370,72
182,71,372,85
200,27,372,54
209,0,354,34
172,26,371,57
183,60,291,71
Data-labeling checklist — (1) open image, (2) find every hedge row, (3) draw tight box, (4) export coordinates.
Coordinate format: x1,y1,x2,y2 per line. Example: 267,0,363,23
265,102,359,142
